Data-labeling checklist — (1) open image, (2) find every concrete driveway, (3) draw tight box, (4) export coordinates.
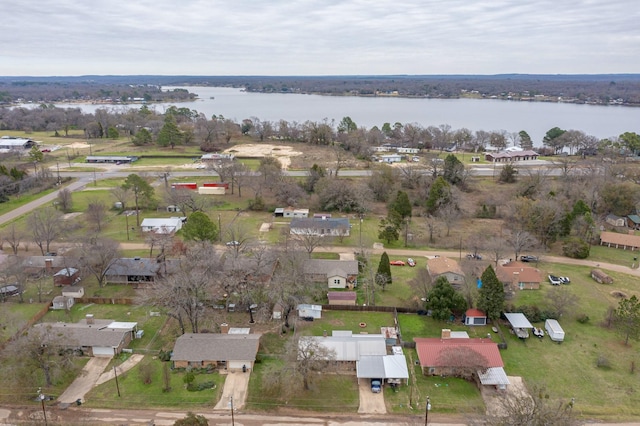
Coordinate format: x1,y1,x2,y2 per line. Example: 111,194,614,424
357,378,386,414
58,356,111,404
214,370,251,411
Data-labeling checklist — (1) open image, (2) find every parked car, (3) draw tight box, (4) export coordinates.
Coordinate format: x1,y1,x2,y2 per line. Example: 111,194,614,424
466,253,483,260
390,260,406,266
407,258,416,267
520,255,538,262
548,275,563,285
371,379,382,393
41,149,51,153
226,241,240,247
560,276,571,284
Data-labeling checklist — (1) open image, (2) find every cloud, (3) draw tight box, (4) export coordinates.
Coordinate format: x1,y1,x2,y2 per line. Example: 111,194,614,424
2,0,639,75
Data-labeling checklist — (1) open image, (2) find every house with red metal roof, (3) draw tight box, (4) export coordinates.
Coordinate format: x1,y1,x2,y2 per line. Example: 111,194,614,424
414,330,509,390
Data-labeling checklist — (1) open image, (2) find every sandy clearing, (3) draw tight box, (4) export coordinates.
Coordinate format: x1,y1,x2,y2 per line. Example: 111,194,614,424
223,143,303,169
66,142,91,149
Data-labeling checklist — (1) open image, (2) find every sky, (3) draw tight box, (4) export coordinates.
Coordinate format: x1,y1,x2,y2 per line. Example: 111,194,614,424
3,0,639,76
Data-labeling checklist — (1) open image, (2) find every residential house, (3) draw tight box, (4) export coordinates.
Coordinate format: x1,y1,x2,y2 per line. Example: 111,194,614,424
53,267,80,286
304,259,359,289
140,217,185,234
464,309,487,326
279,207,309,218
496,261,543,290
290,217,351,237
606,214,627,227
628,215,640,230
52,295,74,310
201,153,235,161
33,317,137,357
414,332,508,390
485,150,539,163
299,331,387,366
600,231,640,251
378,154,403,163
105,257,180,287
171,333,260,371
327,291,357,306
426,257,466,289
397,147,420,154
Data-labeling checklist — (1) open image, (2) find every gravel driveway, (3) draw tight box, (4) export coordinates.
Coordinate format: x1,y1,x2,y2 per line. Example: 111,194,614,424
357,378,386,414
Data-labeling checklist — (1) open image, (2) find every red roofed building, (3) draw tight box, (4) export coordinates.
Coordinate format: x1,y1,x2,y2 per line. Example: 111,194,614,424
414,336,503,378
464,308,487,326
327,291,357,306
496,261,543,290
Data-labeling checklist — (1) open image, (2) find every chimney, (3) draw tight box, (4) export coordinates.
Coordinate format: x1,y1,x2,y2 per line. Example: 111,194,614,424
220,323,229,334
86,314,94,325
45,258,53,272
441,329,451,339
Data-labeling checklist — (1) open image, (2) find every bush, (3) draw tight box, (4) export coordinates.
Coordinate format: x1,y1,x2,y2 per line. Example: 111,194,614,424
248,196,266,211
576,313,590,324
562,237,590,259
187,381,215,392
596,354,611,369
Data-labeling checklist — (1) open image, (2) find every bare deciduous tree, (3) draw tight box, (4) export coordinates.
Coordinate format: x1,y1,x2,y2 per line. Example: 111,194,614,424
56,188,73,213
28,207,64,255
85,199,108,232
545,287,580,318
77,237,121,287
1,223,23,254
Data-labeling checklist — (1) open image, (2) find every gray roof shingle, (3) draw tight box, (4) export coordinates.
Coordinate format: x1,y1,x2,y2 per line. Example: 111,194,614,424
171,333,261,362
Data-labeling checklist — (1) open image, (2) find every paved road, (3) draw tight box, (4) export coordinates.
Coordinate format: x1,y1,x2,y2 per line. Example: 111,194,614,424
0,178,90,226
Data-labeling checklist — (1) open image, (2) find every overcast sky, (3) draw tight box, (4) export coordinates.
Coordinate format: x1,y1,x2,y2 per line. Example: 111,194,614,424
3,0,639,76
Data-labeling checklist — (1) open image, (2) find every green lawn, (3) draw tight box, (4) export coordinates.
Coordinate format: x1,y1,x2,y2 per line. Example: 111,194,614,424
85,356,224,409
246,357,359,413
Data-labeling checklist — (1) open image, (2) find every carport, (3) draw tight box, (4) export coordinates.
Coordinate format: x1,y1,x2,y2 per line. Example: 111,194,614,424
504,312,533,339
357,355,409,385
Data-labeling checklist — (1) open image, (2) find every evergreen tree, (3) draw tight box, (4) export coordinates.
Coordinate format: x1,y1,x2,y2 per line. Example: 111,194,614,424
425,176,452,214
613,295,640,346
376,251,392,289
390,190,412,220
157,114,183,148
181,212,218,243
443,154,464,185
518,130,533,150
425,276,467,321
133,127,153,146
477,265,505,322
378,217,400,244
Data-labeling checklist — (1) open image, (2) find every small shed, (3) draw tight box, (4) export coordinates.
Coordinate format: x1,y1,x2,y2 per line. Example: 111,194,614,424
53,267,80,286
464,308,487,326
628,214,640,230
297,304,322,319
62,285,84,298
52,295,75,310
328,291,357,306
591,269,614,284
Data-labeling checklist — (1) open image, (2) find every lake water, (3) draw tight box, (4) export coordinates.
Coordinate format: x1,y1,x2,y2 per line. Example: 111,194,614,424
42,86,640,144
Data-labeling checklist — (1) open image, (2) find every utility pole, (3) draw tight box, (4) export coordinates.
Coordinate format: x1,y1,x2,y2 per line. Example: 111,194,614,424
56,161,61,185
424,396,431,426
114,366,121,397
229,396,235,426
38,388,48,426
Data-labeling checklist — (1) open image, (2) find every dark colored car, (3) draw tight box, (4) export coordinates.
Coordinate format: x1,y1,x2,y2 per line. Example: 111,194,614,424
520,255,538,262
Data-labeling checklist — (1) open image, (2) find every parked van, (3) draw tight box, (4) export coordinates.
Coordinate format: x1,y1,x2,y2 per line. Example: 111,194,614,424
545,319,565,342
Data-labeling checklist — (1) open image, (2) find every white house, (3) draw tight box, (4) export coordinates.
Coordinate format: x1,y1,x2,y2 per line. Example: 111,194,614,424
140,217,184,234
397,147,419,154
379,154,402,163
